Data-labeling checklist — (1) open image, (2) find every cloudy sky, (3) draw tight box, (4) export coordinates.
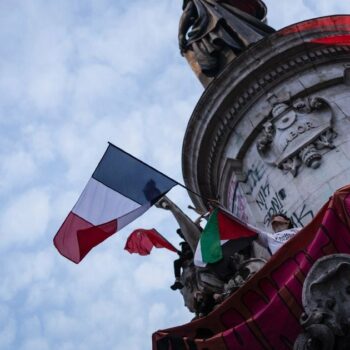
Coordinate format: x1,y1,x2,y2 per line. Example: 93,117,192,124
1,1,350,349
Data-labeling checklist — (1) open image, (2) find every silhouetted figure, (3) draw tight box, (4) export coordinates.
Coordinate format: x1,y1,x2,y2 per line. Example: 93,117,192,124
143,179,162,203
171,241,194,290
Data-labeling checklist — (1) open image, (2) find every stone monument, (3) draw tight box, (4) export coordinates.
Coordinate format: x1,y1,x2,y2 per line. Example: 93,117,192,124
153,2,350,349
182,15,350,231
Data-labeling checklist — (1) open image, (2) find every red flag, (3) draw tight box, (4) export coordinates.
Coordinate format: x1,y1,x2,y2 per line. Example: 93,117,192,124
124,229,177,256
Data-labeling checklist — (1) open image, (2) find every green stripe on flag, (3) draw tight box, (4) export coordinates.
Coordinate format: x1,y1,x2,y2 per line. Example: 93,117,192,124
201,209,223,264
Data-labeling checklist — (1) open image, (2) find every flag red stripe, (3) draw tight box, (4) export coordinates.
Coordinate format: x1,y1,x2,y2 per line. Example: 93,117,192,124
77,220,118,261
54,212,117,263
217,211,257,241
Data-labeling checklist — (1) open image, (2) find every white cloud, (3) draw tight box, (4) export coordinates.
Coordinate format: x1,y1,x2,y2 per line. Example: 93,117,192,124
0,249,54,301
0,306,16,350
265,0,314,28
133,261,172,293
148,302,168,329
44,311,79,339
0,189,51,249
303,0,350,15
51,190,79,225
22,125,55,163
19,337,50,350
19,316,43,340
0,151,37,194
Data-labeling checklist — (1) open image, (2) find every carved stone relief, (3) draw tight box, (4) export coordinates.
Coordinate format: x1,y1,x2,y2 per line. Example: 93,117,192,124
256,96,337,177
294,254,350,350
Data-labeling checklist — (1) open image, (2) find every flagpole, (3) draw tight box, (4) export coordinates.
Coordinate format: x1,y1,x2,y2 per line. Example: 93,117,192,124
176,182,211,204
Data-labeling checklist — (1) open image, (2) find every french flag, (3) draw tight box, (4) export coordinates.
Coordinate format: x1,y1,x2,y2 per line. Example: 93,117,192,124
54,143,177,263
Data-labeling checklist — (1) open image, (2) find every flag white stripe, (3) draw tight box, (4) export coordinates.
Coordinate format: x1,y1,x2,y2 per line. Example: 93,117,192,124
117,202,151,230
72,178,140,226
194,239,229,267
194,240,206,267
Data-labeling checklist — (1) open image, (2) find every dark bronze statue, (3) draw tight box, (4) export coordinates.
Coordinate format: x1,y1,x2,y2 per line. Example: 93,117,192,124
179,0,275,76
156,195,266,318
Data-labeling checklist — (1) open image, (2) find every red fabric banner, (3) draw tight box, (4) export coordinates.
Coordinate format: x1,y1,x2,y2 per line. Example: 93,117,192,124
310,34,350,45
280,16,350,36
152,185,350,350
125,229,177,256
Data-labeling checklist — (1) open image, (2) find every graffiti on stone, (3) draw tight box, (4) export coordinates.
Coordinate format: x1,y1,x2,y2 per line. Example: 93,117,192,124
233,189,249,223
262,189,287,226
242,162,266,195
255,180,271,210
290,204,314,228
228,174,249,223
253,178,313,227
239,161,314,228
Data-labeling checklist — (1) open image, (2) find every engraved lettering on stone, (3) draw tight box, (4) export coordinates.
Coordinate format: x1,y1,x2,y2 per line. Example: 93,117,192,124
256,97,337,177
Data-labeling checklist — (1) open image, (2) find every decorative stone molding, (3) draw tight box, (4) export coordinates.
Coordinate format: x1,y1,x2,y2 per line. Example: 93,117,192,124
294,254,350,350
256,97,337,177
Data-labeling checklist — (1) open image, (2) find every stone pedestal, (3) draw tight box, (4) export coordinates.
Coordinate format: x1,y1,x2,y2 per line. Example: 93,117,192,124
182,16,350,230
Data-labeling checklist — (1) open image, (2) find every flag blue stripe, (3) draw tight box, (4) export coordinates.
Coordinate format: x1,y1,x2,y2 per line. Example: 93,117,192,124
92,144,177,205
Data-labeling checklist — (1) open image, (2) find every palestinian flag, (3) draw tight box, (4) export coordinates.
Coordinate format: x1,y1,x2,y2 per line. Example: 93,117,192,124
194,208,258,267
